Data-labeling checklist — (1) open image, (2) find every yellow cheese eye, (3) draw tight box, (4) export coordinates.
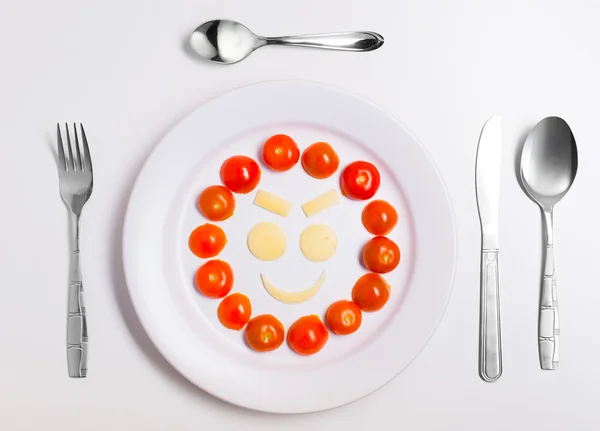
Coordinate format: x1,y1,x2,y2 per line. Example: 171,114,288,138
247,222,287,261
299,224,338,262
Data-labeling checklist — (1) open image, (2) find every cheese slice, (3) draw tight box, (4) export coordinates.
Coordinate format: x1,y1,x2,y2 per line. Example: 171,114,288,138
254,189,292,217
247,222,286,261
261,271,325,304
301,189,340,217
300,224,337,262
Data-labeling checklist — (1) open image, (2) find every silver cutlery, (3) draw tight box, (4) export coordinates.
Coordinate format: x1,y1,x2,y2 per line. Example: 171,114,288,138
475,116,503,382
189,19,384,65
56,123,93,378
518,117,578,370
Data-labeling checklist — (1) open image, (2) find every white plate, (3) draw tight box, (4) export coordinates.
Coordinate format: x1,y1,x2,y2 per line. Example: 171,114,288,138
123,81,456,413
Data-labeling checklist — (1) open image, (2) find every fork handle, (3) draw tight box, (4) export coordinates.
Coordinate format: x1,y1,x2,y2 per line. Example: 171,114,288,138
67,214,88,377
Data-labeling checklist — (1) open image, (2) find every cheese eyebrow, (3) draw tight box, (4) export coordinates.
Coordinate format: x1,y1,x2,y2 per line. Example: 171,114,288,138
253,189,293,216
301,190,340,217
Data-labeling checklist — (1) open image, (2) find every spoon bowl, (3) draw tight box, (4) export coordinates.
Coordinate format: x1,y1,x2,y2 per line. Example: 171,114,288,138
190,20,263,64
520,117,578,210
189,19,384,65
518,116,577,371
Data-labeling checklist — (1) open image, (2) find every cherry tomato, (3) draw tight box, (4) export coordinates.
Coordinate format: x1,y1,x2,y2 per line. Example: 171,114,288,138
220,155,261,194
340,161,381,200
362,236,400,274
198,185,235,221
326,300,362,335
245,314,285,352
361,200,398,235
352,273,391,312
188,224,227,258
262,134,300,172
301,142,340,179
194,259,233,298
287,315,329,355
218,293,252,331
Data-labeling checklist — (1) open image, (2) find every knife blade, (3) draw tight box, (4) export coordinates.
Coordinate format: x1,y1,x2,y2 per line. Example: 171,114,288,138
475,116,503,382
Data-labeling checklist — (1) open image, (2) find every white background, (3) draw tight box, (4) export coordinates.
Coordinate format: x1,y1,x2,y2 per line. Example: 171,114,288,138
0,0,598,429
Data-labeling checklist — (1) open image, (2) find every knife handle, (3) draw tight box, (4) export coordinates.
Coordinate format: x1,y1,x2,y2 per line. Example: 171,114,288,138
539,244,559,370
479,250,503,382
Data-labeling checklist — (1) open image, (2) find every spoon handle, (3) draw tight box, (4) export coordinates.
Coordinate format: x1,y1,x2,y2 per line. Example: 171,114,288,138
540,210,559,370
264,31,384,52
479,250,503,381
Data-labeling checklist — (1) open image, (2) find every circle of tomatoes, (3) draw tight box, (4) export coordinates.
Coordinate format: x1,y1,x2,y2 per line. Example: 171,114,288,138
245,314,285,352
361,199,398,235
326,300,362,335
262,134,300,172
194,259,233,298
362,236,400,274
220,155,261,194
301,142,340,179
340,161,381,200
287,315,329,355
188,223,227,258
218,293,252,331
198,185,236,221
352,273,391,312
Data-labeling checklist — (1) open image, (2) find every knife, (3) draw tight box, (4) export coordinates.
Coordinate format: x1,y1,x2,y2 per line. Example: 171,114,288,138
475,116,503,382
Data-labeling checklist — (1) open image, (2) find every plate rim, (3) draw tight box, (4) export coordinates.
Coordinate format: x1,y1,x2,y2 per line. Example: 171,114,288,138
122,79,457,413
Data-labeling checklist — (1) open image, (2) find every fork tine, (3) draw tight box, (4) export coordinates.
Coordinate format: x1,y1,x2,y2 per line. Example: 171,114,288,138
56,124,66,171
65,122,75,171
73,123,83,171
80,124,92,172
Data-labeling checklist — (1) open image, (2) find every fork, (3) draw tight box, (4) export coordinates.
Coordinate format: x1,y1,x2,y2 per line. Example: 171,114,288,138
56,123,93,378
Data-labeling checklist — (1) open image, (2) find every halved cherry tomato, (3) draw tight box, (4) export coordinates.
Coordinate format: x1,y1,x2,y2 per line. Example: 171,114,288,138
218,293,252,330
340,161,381,200
220,155,261,194
301,142,339,179
362,236,400,273
194,259,233,298
189,224,227,258
287,315,329,355
198,185,235,221
352,273,391,312
245,314,285,352
262,134,300,172
326,300,362,335
361,200,398,235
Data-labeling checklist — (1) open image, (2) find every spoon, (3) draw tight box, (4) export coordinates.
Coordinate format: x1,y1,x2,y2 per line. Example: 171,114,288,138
518,116,578,370
189,20,384,64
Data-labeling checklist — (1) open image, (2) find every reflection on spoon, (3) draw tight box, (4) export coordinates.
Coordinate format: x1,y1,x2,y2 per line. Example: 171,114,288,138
189,20,384,65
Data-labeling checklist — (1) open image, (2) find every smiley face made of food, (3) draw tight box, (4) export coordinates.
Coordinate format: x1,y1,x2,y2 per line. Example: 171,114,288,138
188,134,401,355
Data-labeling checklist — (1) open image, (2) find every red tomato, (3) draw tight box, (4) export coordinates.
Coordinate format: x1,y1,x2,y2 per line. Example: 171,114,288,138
340,161,381,200
194,260,233,298
361,200,398,235
351,273,391,312
198,185,235,221
188,224,227,258
245,314,285,352
362,236,400,274
262,134,300,172
287,315,329,355
301,142,340,179
325,300,362,335
220,155,261,194
218,293,252,331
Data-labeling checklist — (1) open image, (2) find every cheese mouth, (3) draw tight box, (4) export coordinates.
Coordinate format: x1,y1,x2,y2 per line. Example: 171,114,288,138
261,271,325,304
